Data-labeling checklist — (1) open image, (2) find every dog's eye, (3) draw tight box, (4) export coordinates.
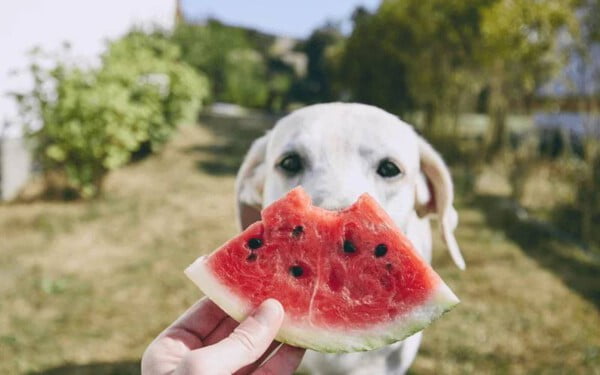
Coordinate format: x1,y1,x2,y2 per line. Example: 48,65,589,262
377,159,402,178
278,153,303,175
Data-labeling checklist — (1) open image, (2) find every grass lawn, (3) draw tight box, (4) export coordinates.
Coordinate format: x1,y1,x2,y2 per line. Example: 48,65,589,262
1,121,599,374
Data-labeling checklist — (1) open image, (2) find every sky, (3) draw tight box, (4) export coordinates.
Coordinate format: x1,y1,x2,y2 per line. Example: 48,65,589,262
181,0,381,38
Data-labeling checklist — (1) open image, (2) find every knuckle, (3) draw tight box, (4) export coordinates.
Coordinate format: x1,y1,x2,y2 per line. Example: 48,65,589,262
230,327,258,355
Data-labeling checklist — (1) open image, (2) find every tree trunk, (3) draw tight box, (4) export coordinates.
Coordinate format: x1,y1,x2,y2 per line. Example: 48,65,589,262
486,60,508,159
423,102,437,137
580,96,599,245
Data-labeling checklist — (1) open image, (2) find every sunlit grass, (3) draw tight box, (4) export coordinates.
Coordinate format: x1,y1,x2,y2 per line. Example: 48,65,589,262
0,122,598,374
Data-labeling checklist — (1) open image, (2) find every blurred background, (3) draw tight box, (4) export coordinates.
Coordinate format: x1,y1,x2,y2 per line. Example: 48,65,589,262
1,0,599,374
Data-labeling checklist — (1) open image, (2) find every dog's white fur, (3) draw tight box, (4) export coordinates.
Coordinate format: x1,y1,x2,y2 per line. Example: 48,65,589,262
234,103,465,375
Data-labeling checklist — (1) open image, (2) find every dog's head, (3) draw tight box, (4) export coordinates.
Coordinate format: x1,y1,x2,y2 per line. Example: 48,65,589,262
234,103,465,270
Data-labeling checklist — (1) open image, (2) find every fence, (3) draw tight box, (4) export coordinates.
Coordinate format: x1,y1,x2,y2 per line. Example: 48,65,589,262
0,136,32,201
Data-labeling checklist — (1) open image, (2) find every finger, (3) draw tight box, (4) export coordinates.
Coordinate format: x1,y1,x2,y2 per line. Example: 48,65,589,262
143,298,230,375
184,299,284,373
165,297,229,345
254,344,306,375
235,341,281,375
203,317,238,346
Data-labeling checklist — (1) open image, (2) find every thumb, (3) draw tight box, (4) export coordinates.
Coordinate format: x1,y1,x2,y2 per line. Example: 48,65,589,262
181,299,285,374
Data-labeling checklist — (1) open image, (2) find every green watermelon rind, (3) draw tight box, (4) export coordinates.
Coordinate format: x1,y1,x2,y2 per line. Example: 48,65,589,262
184,255,459,353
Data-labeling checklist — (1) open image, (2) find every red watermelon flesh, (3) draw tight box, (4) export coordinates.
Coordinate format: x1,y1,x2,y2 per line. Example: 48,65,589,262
185,187,459,352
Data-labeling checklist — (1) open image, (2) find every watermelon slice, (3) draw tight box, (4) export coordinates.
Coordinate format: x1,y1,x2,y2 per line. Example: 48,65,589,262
185,187,459,353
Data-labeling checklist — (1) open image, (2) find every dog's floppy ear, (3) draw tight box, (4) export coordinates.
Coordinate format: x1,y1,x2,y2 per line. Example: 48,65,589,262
415,137,466,270
235,132,270,231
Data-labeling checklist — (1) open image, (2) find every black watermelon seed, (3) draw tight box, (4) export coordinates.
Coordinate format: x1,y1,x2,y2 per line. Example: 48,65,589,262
343,240,356,253
248,238,263,249
292,226,304,237
246,253,257,262
290,265,304,278
374,244,388,257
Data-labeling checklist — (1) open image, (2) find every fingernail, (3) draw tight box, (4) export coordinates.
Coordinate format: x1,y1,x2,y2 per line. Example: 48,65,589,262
253,299,283,325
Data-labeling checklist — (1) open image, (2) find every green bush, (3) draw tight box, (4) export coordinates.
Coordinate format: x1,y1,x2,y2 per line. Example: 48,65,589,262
171,21,296,111
15,31,209,198
223,48,269,108
172,21,248,101
102,30,209,148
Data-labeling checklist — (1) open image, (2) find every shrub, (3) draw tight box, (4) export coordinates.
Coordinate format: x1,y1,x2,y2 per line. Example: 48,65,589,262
223,49,269,108
172,21,248,101
102,30,209,148
14,31,209,198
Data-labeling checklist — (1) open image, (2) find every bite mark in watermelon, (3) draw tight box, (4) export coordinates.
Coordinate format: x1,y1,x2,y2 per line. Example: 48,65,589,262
185,187,459,352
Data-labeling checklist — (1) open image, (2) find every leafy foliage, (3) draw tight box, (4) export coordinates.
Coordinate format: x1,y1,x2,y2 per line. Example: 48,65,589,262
14,31,208,198
339,1,492,122
338,7,414,115
222,49,269,108
290,24,344,104
479,0,576,155
102,30,208,147
172,20,296,111
173,20,249,100
337,0,576,136
585,0,600,41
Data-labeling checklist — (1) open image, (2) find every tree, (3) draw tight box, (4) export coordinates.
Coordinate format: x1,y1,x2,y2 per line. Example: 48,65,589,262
172,20,249,100
573,0,600,244
264,57,295,112
172,20,298,111
339,1,491,131
223,49,269,108
338,6,414,116
479,0,577,157
583,0,600,41
290,23,344,104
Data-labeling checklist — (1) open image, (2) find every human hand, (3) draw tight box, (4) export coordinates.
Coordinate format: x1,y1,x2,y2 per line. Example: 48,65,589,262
141,298,305,375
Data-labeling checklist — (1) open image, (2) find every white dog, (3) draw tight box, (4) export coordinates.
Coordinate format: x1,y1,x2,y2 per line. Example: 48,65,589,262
234,103,465,375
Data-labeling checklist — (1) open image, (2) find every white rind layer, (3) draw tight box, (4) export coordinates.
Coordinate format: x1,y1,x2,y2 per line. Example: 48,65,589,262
184,255,459,353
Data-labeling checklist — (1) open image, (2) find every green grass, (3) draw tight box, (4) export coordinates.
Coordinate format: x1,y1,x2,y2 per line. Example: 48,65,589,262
1,121,599,374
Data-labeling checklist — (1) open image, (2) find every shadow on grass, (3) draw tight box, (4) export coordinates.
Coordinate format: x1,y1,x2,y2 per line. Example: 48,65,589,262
549,204,600,248
28,361,139,375
470,194,600,309
187,113,282,176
